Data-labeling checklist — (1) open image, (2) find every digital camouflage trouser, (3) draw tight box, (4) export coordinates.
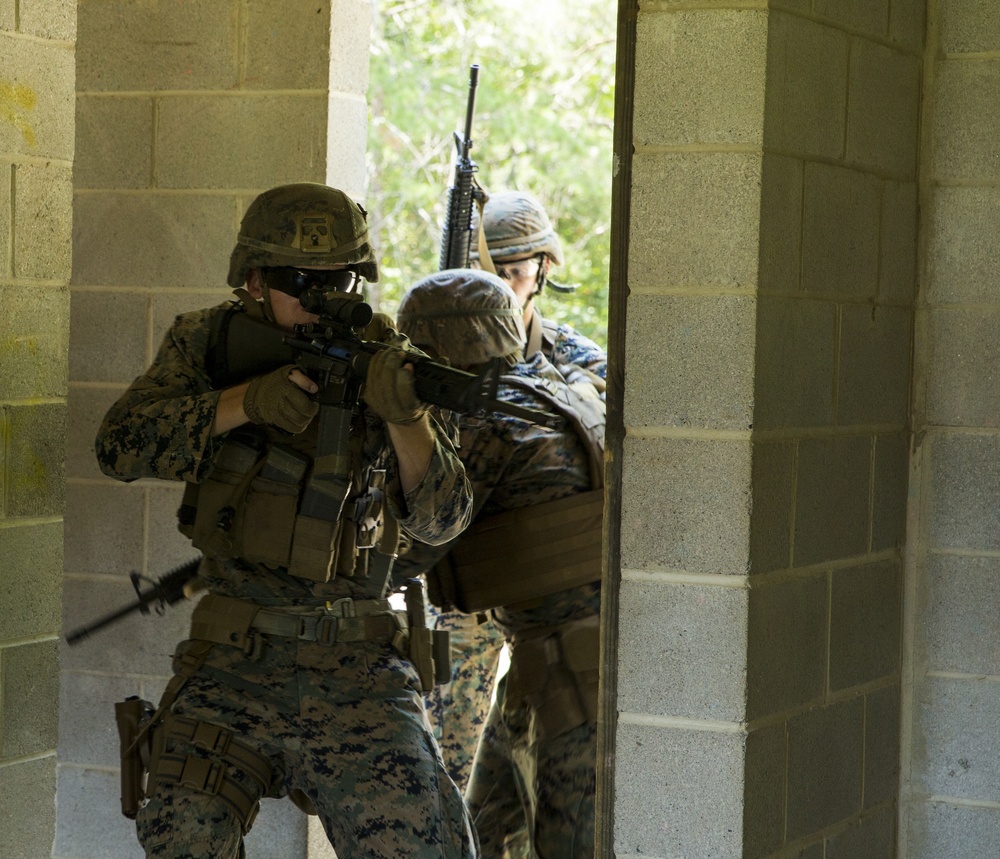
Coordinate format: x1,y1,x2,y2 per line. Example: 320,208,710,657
424,607,505,791
136,633,477,859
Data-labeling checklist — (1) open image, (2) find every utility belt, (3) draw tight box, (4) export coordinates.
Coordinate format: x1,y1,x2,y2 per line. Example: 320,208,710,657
428,489,604,613
503,614,600,741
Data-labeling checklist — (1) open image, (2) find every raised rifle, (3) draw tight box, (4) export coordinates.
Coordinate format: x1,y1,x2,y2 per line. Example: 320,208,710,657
65,558,201,646
208,291,561,430
439,64,488,271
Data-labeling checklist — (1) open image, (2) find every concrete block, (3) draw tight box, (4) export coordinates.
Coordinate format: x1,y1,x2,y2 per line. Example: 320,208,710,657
151,290,227,353
814,0,889,36
759,153,803,294
763,12,848,159
916,675,1000,801
74,96,153,189
744,722,786,859
325,92,370,194
753,296,837,430
244,0,331,91
148,484,199,572
940,0,1000,53
244,798,309,858
329,0,372,96
928,432,1000,552
922,553,1000,674
69,290,148,384
614,722,744,858
63,482,144,576
0,2,13,31
634,9,767,147
926,308,1000,427
73,192,234,288
58,669,139,767
864,684,900,809
837,303,911,427
889,0,926,51
623,293,755,430
1,639,59,757
76,0,238,93
629,152,762,290
825,809,894,858
786,697,864,840
879,180,918,304
829,560,901,691
0,37,74,160
617,578,748,722
747,573,827,720
53,766,145,858
156,94,328,190
0,757,56,859
871,432,909,553
67,385,125,480
60,576,195,677
802,162,881,299
846,40,920,177
907,802,1000,859
933,61,1000,182
7,402,66,518
621,436,751,576
926,186,1000,304
749,441,794,574
19,0,76,41
794,435,871,567
0,522,61,641
0,284,69,400
14,162,73,282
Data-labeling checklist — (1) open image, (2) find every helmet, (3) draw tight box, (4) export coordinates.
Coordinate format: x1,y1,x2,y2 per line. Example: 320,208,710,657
397,269,525,366
227,183,379,287
469,191,564,266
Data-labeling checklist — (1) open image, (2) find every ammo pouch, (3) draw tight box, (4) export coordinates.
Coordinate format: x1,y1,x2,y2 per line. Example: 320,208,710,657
504,614,600,741
428,489,605,613
399,578,452,693
179,435,397,586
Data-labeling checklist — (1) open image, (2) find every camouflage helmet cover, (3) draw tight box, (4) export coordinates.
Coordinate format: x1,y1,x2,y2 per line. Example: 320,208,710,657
397,269,526,366
227,183,379,287
469,190,565,266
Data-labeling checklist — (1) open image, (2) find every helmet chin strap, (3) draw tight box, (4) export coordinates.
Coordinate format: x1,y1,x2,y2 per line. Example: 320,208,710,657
232,272,277,324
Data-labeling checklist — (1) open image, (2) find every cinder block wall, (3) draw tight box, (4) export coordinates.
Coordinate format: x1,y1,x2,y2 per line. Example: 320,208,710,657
902,2,1000,856
60,2,367,856
0,5,75,859
611,3,921,856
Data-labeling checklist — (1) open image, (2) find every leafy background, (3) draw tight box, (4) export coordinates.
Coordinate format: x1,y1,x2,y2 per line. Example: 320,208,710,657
365,0,615,347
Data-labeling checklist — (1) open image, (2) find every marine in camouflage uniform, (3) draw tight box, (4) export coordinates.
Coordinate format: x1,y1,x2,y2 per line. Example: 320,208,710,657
422,191,608,801
95,183,477,859
393,270,603,859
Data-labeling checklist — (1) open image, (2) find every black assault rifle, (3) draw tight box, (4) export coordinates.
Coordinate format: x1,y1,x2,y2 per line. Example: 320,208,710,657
65,558,201,646
439,64,486,270
208,291,561,430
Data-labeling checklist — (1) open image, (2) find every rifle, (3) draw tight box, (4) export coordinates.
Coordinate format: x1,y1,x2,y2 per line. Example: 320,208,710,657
208,292,561,430
439,64,488,271
65,558,201,646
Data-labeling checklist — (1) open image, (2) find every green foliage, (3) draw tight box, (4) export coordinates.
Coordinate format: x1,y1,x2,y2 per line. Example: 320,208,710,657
366,0,615,347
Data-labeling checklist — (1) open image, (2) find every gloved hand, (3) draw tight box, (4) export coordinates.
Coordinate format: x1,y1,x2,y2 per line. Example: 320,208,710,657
243,364,318,433
363,347,428,425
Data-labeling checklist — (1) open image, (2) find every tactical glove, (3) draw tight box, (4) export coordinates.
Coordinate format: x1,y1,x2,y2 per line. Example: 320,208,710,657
363,347,428,425
243,364,318,433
